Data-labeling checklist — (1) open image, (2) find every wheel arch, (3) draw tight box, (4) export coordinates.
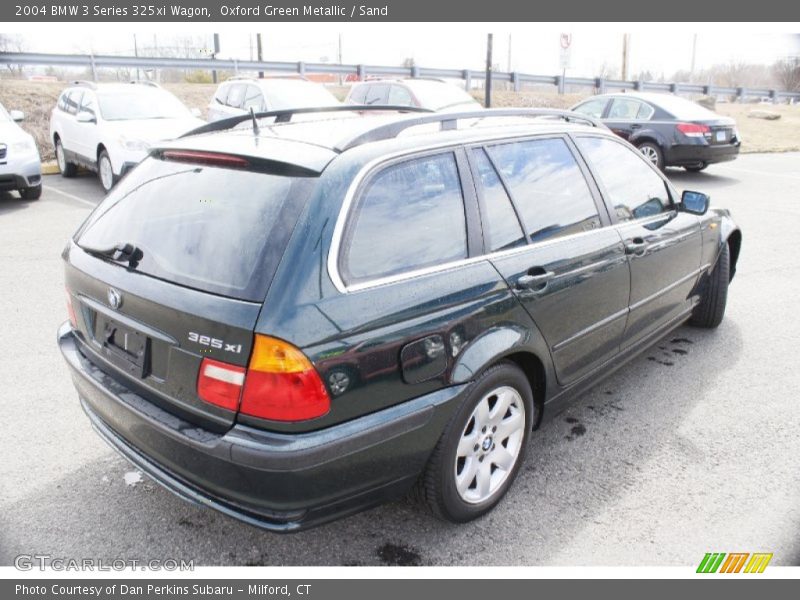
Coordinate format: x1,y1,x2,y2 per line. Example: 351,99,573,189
726,228,742,282
450,325,549,430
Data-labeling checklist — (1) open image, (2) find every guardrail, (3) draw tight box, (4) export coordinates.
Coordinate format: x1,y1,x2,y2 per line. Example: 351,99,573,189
2,51,799,102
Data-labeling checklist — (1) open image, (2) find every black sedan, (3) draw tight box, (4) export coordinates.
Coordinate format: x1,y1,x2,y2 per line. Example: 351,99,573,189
571,92,740,172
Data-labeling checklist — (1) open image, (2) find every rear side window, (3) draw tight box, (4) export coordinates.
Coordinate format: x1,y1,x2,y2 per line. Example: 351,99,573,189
608,98,654,120
575,136,672,221
486,138,601,242
342,153,467,283
75,158,313,301
471,149,526,252
388,85,414,106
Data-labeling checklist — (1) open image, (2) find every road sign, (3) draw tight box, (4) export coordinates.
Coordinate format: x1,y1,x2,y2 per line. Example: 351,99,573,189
559,33,572,70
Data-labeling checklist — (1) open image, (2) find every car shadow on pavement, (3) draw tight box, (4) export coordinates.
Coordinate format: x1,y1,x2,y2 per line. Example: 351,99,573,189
0,191,35,216
0,323,745,567
666,169,742,189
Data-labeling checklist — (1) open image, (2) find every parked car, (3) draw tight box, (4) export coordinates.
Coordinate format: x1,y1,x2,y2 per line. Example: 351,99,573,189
571,92,740,172
58,107,740,532
345,78,482,112
207,77,340,122
50,81,205,192
0,102,42,200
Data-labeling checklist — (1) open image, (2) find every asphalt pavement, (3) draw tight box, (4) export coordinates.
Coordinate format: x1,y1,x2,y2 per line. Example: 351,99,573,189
0,156,798,567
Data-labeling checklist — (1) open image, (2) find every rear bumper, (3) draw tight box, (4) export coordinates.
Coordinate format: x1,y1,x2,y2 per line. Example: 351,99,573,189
58,323,464,532
665,141,740,167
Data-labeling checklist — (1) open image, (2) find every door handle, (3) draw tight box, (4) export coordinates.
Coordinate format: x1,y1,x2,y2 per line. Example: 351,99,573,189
516,270,555,292
624,238,648,256
630,123,642,130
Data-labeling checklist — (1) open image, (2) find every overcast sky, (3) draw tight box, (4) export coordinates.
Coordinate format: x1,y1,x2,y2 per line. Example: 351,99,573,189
15,25,800,79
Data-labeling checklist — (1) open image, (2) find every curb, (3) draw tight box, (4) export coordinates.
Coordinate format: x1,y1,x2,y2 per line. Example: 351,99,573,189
41,161,60,175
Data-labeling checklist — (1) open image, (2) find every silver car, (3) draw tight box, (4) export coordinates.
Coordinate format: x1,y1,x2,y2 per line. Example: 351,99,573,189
0,103,42,200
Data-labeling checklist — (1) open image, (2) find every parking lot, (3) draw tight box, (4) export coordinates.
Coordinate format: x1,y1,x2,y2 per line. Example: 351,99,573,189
1,154,798,567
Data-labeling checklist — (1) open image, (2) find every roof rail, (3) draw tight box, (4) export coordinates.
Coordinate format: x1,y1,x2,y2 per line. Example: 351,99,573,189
179,105,432,139
71,80,97,89
334,108,604,152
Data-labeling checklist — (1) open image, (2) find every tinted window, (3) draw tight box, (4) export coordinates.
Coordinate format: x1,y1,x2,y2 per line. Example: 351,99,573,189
75,158,311,301
225,83,246,108
242,85,265,111
471,149,526,252
608,98,653,120
576,136,672,221
388,85,414,106
364,84,389,105
487,138,601,242
343,153,467,282
573,97,607,118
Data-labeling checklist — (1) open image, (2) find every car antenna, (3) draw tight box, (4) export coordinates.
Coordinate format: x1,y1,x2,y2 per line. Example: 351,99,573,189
249,106,260,136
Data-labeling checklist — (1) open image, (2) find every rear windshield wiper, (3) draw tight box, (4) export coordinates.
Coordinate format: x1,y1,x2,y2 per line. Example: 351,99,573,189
80,241,144,266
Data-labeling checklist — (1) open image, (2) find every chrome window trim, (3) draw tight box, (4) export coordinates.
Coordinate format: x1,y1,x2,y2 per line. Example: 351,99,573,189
327,129,631,295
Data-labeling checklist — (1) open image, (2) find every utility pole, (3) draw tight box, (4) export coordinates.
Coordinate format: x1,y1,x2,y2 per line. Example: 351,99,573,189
690,34,698,79
621,33,630,81
257,33,263,78
485,33,493,108
212,33,220,83
133,34,139,81
338,33,343,85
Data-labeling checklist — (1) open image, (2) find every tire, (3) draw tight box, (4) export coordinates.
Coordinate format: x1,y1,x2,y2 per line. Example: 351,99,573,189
638,141,664,171
19,185,42,200
684,162,708,172
690,242,730,329
413,361,535,523
55,138,77,177
98,149,115,192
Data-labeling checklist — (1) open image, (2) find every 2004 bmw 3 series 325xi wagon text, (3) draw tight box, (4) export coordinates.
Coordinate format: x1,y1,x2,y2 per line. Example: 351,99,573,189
58,107,742,531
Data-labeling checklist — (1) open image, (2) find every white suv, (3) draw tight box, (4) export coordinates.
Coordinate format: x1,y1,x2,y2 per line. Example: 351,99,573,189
207,77,340,122
50,81,204,192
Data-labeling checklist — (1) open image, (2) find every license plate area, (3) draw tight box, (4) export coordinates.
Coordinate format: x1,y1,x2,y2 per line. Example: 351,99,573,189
715,130,727,142
99,317,149,378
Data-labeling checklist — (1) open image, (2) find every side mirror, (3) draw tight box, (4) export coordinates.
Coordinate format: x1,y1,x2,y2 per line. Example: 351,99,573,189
76,111,96,124
9,110,24,122
190,107,202,118
680,190,710,215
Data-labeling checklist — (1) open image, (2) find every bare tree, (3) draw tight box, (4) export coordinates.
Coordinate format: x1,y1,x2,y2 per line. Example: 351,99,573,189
774,57,800,92
0,34,25,77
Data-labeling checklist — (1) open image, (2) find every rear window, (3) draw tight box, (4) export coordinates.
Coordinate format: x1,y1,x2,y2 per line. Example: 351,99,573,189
75,157,313,301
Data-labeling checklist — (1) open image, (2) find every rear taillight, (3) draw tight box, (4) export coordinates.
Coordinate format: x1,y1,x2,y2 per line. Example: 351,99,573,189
66,287,77,328
195,335,331,421
676,123,710,138
197,358,246,411
240,334,330,422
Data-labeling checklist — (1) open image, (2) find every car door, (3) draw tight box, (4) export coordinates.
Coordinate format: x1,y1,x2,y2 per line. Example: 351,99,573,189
60,89,84,158
603,97,655,141
74,90,100,162
574,135,702,348
473,137,631,386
